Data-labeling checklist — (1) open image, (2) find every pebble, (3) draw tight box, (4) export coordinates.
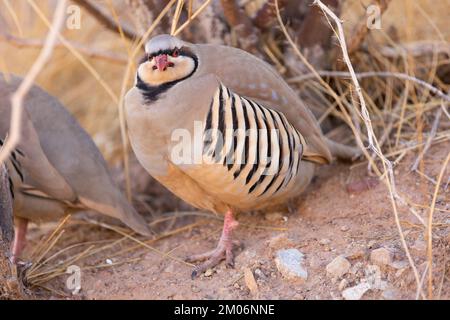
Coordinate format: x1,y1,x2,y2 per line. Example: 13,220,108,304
382,288,399,300
365,265,387,290
204,269,214,277
338,279,348,291
342,282,371,300
370,248,393,267
326,256,351,278
412,239,426,253
319,238,331,245
243,268,259,296
265,212,284,222
390,260,408,270
340,225,350,232
191,285,201,293
254,268,267,280
274,249,308,281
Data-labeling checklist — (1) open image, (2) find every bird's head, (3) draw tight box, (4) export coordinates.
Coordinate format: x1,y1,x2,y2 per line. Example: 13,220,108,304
137,34,198,87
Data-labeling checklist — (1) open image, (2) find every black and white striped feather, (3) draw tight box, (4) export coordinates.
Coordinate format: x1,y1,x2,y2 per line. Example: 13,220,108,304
0,138,24,199
202,84,305,199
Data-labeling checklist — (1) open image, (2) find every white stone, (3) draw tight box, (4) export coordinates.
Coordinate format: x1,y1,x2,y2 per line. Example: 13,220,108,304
382,288,399,300
338,279,348,291
204,269,214,277
275,249,307,281
265,212,283,222
326,256,351,278
390,260,408,269
342,282,371,300
370,248,393,266
319,238,331,245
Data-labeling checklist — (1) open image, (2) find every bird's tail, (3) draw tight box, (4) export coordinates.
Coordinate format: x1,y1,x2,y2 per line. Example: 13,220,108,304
79,193,153,237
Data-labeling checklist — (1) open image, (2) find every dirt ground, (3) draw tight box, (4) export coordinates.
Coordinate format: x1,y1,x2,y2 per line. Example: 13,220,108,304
17,141,449,300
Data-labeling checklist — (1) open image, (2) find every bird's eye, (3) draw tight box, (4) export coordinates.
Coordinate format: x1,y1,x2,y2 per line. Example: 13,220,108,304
148,54,153,61
172,49,179,57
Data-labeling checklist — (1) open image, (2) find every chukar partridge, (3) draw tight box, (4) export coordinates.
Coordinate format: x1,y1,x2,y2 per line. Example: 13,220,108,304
125,34,358,277
0,75,152,262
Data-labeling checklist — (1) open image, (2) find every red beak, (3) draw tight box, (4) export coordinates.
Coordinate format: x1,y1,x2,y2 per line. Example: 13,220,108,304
155,54,169,71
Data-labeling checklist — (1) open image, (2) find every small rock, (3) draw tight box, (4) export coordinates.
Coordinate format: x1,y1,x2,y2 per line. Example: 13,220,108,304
390,260,408,270
105,258,113,265
243,268,258,296
338,279,348,291
350,261,364,275
274,249,308,281
411,239,426,253
164,264,175,273
254,268,267,280
370,248,393,267
326,256,351,278
365,265,387,290
367,240,377,248
342,282,371,300
191,285,201,293
293,293,305,300
265,212,283,222
204,269,214,277
340,225,349,232
319,238,331,245
382,288,399,300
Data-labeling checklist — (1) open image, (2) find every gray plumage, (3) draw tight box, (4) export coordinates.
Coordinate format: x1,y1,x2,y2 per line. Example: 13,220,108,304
0,75,151,236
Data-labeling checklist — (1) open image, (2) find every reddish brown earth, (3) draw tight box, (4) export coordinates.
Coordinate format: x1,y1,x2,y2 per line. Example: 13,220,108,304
21,143,449,300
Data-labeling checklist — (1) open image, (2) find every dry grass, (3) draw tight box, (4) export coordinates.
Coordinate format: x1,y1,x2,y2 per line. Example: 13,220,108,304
0,0,448,299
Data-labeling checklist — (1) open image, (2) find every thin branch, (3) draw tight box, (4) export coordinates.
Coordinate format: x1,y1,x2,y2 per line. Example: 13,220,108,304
0,0,66,165
380,41,450,58
411,107,443,171
71,0,138,40
427,152,450,299
347,0,392,55
313,0,425,300
288,71,450,102
0,31,128,65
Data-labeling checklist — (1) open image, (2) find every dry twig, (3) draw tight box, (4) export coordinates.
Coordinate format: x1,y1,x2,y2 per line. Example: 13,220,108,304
0,0,66,165
72,0,138,40
313,0,425,299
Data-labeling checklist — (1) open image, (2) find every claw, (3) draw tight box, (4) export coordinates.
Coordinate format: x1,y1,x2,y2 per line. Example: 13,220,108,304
188,209,239,278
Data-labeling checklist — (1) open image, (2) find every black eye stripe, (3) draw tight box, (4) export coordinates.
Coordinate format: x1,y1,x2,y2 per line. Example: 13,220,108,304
146,46,194,59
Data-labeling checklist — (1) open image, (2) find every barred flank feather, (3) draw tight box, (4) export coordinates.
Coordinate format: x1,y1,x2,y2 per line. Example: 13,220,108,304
203,84,304,198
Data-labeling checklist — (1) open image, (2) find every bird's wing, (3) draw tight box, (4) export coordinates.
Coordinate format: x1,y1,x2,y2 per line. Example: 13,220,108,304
0,107,77,202
195,44,331,164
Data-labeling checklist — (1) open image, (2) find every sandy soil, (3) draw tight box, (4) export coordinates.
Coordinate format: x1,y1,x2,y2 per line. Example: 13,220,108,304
20,142,449,300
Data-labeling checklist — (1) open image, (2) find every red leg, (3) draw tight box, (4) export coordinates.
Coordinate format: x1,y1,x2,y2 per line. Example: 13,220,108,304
11,217,28,264
187,209,239,278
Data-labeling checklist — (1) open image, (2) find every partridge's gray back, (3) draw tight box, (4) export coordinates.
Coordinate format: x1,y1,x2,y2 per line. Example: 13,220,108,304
0,75,151,236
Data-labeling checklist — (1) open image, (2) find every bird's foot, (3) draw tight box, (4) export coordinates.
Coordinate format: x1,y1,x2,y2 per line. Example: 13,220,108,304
187,239,241,279
188,209,240,279
10,218,28,264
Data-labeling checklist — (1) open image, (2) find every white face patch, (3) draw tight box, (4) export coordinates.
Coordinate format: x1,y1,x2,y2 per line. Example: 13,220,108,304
138,55,196,86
